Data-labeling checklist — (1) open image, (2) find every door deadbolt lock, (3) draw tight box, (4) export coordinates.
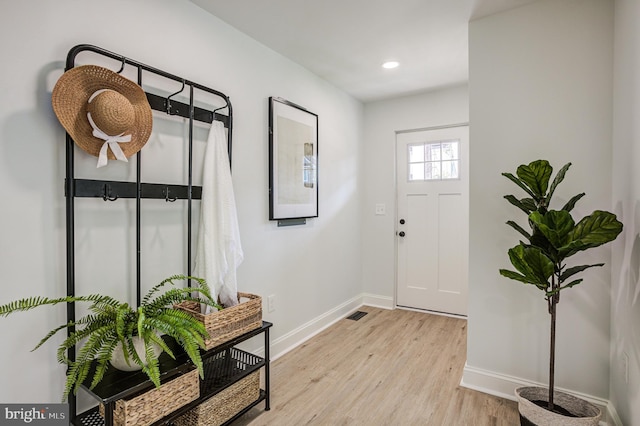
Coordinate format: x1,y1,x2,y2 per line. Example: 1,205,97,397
399,219,405,224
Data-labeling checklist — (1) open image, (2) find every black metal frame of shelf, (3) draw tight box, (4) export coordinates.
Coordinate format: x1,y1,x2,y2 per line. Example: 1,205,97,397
63,44,269,426
73,322,272,426
155,322,272,426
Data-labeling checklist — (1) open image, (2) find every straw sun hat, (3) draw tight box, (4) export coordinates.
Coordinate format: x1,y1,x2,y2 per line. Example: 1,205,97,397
52,65,152,168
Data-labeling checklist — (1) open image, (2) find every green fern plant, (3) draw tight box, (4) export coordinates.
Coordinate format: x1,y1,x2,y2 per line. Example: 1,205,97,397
0,275,222,401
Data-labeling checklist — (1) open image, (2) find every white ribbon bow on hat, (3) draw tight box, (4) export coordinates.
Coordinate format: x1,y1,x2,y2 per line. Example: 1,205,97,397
86,112,131,168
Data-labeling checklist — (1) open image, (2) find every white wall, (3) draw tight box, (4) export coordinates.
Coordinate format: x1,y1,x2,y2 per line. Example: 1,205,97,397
465,0,614,401
361,85,469,304
610,0,640,423
0,0,363,404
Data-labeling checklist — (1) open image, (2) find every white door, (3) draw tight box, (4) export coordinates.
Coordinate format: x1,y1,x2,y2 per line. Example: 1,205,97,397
396,126,469,316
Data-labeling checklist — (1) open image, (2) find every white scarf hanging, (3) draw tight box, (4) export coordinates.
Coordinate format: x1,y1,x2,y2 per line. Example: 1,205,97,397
194,121,244,310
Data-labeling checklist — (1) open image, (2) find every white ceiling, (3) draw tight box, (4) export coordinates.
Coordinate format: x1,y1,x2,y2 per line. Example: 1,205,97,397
190,0,538,102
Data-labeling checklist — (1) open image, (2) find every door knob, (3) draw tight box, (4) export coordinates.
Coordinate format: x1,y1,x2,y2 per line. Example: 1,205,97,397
400,219,405,224
398,231,406,237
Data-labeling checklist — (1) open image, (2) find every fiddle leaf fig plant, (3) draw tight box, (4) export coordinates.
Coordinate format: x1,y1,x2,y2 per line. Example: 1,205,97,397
0,275,222,401
499,160,622,412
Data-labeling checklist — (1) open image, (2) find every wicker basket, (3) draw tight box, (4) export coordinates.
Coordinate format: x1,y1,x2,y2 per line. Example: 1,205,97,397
174,371,260,426
176,292,262,350
101,369,199,426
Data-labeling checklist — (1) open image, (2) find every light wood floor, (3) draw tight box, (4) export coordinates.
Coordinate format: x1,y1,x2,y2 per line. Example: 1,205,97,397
234,307,519,425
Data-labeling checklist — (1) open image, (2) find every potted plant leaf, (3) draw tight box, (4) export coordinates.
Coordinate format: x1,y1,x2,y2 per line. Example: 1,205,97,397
499,160,622,425
0,274,222,401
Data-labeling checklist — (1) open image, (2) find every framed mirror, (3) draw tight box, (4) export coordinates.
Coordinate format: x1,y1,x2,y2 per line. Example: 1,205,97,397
268,97,318,221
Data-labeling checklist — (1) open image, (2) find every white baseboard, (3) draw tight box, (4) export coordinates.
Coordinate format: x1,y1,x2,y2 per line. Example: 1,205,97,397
268,294,364,361
460,363,525,401
606,401,624,426
362,293,394,310
460,364,621,426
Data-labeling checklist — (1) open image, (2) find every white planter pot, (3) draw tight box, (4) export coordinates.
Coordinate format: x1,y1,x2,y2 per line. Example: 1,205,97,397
110,336,163,372
515,387,601,426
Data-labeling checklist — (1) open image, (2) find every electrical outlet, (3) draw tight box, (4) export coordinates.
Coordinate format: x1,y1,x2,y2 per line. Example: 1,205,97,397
622,352,629,384
375,204,386,215
268,295,276,313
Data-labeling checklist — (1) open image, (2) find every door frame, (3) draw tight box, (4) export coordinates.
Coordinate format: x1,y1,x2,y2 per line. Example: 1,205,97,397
394,122,470,315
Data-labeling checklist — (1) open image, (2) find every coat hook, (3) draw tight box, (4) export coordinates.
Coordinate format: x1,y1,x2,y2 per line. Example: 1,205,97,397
165,187,177,202
103,184,118,202
166,79,185,115
212,101,229,122
116,56,127,74
213,103,228,114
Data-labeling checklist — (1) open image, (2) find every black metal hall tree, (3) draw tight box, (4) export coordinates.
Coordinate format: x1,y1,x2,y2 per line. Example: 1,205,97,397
63,44,271,425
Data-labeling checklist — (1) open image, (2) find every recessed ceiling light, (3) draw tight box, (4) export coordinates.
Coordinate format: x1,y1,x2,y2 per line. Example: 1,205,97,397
382,61,399,69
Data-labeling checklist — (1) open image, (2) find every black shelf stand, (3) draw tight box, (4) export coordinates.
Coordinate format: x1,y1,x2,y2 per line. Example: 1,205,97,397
63,44,269,425
72,322,272,426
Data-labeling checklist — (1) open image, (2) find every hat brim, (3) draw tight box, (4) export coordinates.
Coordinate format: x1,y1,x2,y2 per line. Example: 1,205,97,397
52,65,153,160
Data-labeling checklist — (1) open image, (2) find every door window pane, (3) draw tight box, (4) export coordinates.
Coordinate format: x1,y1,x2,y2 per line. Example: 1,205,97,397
410,163,425,181
441,160,458,179
426,143,441,161
409,144,425,163
426,161,441,180
441,142,458,160
408,140,459,181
